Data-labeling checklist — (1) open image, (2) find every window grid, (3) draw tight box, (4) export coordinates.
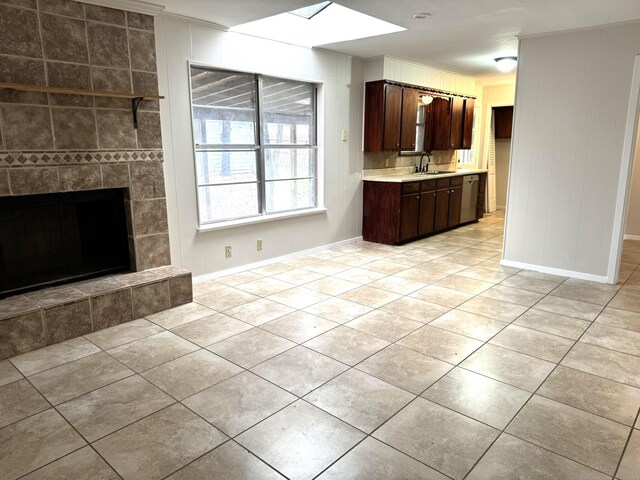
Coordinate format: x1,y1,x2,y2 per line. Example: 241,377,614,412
190,66,317,226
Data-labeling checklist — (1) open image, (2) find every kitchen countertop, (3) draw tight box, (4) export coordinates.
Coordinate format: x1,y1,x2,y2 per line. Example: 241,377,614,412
363,168,489,183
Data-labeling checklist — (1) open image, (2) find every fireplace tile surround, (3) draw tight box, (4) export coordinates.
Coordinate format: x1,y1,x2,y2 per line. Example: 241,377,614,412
0,0,193,357
0,266,193,360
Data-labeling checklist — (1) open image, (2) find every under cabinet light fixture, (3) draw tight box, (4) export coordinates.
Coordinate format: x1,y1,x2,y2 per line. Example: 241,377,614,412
420,94,434,105
494,56,518,72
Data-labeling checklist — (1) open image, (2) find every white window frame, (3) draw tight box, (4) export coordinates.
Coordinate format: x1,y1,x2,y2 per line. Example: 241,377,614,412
189,63,324,230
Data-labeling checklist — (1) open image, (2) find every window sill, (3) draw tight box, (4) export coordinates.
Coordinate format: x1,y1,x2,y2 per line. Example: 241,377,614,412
197,207,327,232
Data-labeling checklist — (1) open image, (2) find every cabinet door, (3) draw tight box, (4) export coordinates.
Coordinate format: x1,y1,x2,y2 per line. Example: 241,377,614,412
423,102,434,153
400,193,420,241
434,188,450,231
494,106,513,139
363,81,385,152
462,98,474,149
449,97,464,149
418,190,436,236
431,97,452,150
448,185,463,227
400,89,419,151
383,84,402,151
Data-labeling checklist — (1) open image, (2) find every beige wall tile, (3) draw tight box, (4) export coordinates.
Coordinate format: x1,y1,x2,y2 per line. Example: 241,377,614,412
135,233,171,270
38,0,84,18
1,105,53,150
96,109,137,149
85,4,126,25
9,167,59,195
52,108,98,149
88,22,129,68
40,14,88,62
59,165,102,191
0,5,41,57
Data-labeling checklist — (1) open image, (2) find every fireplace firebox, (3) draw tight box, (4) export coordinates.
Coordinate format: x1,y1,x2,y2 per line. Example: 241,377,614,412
0,188,130,298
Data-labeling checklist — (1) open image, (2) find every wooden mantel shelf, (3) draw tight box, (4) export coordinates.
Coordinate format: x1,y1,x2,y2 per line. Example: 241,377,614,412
0,82,164,100
0,82,165,129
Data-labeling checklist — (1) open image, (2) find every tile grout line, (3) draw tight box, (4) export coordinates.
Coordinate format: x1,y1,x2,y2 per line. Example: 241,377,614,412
461,255,639,479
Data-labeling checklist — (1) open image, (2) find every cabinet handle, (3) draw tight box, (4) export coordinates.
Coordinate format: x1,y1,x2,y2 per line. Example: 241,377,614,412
432,193,436,197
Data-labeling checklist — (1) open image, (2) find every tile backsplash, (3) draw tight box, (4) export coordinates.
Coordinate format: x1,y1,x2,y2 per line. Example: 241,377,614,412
0,0,161,151
363,150,458,171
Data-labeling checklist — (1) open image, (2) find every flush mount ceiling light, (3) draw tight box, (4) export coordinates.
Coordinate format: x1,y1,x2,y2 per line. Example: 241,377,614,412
494,56,518,73
420,94,434,105
413,12,431,19
230,2,405,48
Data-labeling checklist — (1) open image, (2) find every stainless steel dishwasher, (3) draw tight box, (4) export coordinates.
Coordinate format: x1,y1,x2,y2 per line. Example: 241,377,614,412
460,175,479,223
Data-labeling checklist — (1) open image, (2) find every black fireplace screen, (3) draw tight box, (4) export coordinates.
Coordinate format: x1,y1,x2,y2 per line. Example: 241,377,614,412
0,188,131,298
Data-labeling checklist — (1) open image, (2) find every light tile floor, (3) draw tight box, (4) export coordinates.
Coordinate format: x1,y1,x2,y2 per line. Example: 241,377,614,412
2,211,640,479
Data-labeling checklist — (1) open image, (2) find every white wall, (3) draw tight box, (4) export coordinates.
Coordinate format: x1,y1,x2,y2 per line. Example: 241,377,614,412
504,22,640,279
363,56,476,96
155,15,364,276
625,120,640,237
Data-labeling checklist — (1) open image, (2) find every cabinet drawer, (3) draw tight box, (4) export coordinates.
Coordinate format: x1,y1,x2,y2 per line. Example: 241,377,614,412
421,180,437,191
436,178,451,188
450,176,463,187
402,182,421,194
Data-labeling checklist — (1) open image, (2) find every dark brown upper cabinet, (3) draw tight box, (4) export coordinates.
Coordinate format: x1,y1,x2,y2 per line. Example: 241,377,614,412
462,98,475,148
382,84,403,150
364,80,475,153
364,81,403,152
494,105,513,139
400,88,419,151
431,96,452,151
449,96,465,149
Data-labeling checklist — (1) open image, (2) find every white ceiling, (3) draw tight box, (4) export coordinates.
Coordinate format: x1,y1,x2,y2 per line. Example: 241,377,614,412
160,0,640,76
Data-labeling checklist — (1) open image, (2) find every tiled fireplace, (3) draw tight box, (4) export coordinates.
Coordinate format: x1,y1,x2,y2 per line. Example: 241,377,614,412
0,0,192,359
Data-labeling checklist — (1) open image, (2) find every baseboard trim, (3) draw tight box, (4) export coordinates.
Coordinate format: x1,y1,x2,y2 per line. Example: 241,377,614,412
500,259,610,284
624,234,640,241
193,236,363,283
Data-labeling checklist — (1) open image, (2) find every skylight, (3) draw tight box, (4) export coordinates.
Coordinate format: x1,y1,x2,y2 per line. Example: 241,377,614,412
289,1,332,20
230,2,405,48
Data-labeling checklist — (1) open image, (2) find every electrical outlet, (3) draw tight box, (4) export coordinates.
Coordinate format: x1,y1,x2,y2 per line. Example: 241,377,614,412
225,245,232,258
257,239,263,251
341,129,348,142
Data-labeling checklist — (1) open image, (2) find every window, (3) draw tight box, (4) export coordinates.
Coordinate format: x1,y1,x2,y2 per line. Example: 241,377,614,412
190,66,318,226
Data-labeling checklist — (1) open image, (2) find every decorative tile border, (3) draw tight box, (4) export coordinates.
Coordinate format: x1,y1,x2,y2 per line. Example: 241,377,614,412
0,150,164,168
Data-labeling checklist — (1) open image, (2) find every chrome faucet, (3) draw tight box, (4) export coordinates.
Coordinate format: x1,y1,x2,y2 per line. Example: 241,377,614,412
416,153,431,173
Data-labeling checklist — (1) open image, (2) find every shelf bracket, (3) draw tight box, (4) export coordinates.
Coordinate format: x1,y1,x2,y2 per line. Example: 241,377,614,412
131,97,144,129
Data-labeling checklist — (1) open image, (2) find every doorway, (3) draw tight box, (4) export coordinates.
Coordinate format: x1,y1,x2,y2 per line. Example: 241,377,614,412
484,104,514,213
618,118,640,282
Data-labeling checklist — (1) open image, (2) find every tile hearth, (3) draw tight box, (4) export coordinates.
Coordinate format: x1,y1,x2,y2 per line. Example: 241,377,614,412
1,211,640,480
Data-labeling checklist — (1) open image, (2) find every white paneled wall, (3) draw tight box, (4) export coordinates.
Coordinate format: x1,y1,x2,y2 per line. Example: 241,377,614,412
155,15,364,277
363,56,476,96
504,22,640,280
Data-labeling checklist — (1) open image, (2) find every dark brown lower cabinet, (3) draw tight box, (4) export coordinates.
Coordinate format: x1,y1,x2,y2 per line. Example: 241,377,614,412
363,173,486,245
400,193,420,242
434,188,450,232
418,190,436,236
448,185,462,227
